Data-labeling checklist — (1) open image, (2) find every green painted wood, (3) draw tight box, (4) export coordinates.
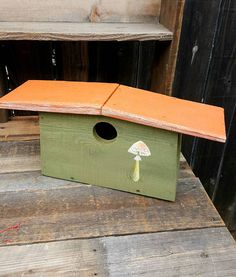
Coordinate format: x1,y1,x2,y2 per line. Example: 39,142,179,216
176,134,182,179
40,113,179,201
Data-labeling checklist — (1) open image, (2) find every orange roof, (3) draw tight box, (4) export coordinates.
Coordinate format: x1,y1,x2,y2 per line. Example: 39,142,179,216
0,80,226,142
103,85,226,142
0,80,119,115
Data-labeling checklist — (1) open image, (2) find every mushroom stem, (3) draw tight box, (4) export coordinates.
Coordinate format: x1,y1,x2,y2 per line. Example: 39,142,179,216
132,155,141,182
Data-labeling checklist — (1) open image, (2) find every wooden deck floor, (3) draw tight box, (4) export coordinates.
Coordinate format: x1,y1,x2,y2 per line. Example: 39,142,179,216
0,116,236,276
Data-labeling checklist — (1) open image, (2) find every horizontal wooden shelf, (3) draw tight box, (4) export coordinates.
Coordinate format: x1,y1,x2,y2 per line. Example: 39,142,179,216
0,21,173,41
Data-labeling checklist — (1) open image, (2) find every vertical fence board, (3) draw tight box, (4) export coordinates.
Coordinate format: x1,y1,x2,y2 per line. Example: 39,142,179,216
174,0,236,230
56,42,89,81
0,41,54,115
0,63,8,122
205,0,236,230
173,0,222,165
88,41,154,89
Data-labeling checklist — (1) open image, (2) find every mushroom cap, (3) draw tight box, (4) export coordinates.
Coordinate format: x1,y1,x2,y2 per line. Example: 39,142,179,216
128,141,151,156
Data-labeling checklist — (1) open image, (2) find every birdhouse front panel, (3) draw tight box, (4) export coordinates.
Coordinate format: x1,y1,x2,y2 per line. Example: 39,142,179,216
40,112,181,201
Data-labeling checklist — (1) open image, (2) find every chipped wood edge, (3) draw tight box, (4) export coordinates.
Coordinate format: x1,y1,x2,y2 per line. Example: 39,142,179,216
0,102,101,115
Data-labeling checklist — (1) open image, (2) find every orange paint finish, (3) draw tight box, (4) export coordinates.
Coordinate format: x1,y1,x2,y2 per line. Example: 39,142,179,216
0,80,226,142
0,80,119,115
102,85,226,143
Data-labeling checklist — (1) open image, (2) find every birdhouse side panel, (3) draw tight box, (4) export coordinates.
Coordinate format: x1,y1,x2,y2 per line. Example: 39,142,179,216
176,134,182,179
40,113,180,201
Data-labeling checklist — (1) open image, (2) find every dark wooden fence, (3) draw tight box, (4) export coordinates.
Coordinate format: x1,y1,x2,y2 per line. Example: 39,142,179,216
174,0,236,230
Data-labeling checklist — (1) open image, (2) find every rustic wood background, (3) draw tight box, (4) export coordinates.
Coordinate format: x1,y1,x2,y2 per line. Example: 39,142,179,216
0,0,235,232
0,0,161,23
174,0,236,230
0,40,156,117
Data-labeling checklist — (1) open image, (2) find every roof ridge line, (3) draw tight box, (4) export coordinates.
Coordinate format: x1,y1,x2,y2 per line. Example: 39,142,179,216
100,84,120,115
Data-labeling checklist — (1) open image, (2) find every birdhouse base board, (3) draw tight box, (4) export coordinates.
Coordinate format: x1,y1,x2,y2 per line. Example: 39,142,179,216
40,113,181,201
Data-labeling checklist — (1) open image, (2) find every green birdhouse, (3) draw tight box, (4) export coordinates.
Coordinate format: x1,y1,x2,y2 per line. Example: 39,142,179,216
0,80,226,201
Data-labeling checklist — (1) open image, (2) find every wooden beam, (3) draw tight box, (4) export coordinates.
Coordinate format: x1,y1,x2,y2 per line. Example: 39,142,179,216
151,0,185,95
0,170,223,245
0,0,161,23
0,116,39,141
0,22,172,41
0,228,235,276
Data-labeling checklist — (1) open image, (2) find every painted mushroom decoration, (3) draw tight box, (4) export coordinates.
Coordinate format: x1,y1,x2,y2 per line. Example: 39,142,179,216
128,141,151,182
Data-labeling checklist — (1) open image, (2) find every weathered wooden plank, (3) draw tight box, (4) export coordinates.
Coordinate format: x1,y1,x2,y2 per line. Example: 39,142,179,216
151,0,185,95
0,41,55,117
0,172,223,246
0,0,161,23
0,227,235,276
231,231,236,241
178,0,236,231
173,0,224,174
0,61,8,123
0,42,54,87
88,41,140,86
0,116,39,141
0,140,40,173
57,42,89,82
0,22,173,41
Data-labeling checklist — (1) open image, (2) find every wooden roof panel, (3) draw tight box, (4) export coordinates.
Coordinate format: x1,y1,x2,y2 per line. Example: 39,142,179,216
0,81,226,142
102,85,226,142
0,80,119,115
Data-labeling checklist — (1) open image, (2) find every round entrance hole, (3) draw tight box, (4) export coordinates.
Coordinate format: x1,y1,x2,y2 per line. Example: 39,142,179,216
93,122,117,141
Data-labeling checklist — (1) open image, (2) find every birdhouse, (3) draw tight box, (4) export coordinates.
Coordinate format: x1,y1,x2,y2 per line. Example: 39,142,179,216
0,80,226,201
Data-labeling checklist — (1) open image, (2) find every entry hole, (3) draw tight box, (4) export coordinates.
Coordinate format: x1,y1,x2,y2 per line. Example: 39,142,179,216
136,190,140,193
94,122,117,141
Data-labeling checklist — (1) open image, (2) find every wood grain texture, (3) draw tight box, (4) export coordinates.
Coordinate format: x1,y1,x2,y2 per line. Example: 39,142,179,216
0,0,161,23
0,140,40,173
0,116,39,141
0,81,226,142
0,172,223,246
0,41,54,87
0,22,172,41
40,113,179,201
173,0,225,177
0,227,235,276
88,41,145,87
0,80,119,115
174,0,236,231
57,42,89,82
151,0,185,94
103,85,226,142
